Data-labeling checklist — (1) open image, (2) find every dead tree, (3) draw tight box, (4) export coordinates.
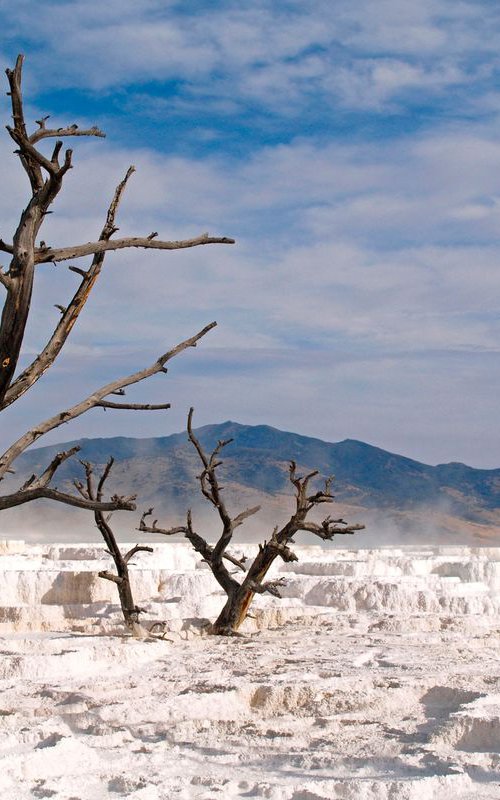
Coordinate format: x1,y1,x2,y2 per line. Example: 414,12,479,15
138,408,365,635
0,56,233,522
75,459,153,634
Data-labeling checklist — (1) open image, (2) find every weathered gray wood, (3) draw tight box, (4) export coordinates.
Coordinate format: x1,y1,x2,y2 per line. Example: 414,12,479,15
35,233,235,264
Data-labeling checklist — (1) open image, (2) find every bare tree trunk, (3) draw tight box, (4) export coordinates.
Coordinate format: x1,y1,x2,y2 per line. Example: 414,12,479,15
211,528,297,633
211,553,275,634
78,460,153,635
99,549,149,633
210,590,251,635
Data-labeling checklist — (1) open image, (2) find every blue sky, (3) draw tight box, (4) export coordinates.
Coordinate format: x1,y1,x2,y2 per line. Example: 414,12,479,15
1,0,500,467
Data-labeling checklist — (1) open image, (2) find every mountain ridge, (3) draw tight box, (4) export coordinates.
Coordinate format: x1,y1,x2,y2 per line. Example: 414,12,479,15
2,421,498,546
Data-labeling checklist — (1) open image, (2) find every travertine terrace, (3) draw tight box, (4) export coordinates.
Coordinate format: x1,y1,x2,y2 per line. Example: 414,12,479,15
0,542,499,799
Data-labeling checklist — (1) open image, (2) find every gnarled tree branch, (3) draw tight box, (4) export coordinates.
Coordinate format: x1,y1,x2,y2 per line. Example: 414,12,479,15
27,445,81,490
35,233,235,264
0,322,216,480
5,55,43,191
0,486,136,512
2,443,136,513
96,401,171,411
138,508,248,572
30,121,105,144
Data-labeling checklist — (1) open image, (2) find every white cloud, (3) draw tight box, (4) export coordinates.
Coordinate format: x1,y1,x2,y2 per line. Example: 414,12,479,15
4,121,500,361
4,0,500,116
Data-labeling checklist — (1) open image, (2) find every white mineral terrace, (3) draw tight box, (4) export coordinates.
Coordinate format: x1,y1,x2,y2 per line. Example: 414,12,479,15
0,541,499,799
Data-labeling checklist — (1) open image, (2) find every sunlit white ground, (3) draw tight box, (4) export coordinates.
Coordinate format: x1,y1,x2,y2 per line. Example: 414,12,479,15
0,541,499,799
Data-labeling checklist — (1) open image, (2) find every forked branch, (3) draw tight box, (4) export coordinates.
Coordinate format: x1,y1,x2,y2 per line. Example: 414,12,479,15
0,322,216,480
0,486,136,512
26,445,80,489
138,508,248,571
0,445,136,512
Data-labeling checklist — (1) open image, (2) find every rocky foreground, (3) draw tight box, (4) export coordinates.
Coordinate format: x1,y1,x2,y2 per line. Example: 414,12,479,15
0,542,499,799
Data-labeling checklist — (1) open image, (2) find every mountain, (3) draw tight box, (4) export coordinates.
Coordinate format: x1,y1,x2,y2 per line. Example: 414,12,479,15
3,422,500,545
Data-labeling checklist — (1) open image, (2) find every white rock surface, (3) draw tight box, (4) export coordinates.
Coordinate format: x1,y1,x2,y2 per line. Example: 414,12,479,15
0,541,498,798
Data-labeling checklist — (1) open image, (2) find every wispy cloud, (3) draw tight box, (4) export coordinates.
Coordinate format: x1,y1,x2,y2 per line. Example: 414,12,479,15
4,1,500,117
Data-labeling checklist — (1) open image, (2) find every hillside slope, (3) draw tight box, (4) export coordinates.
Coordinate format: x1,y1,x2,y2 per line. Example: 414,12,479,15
3,422,499,545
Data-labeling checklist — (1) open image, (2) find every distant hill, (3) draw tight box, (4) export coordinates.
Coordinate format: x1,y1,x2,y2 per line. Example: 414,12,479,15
2,422,500,545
